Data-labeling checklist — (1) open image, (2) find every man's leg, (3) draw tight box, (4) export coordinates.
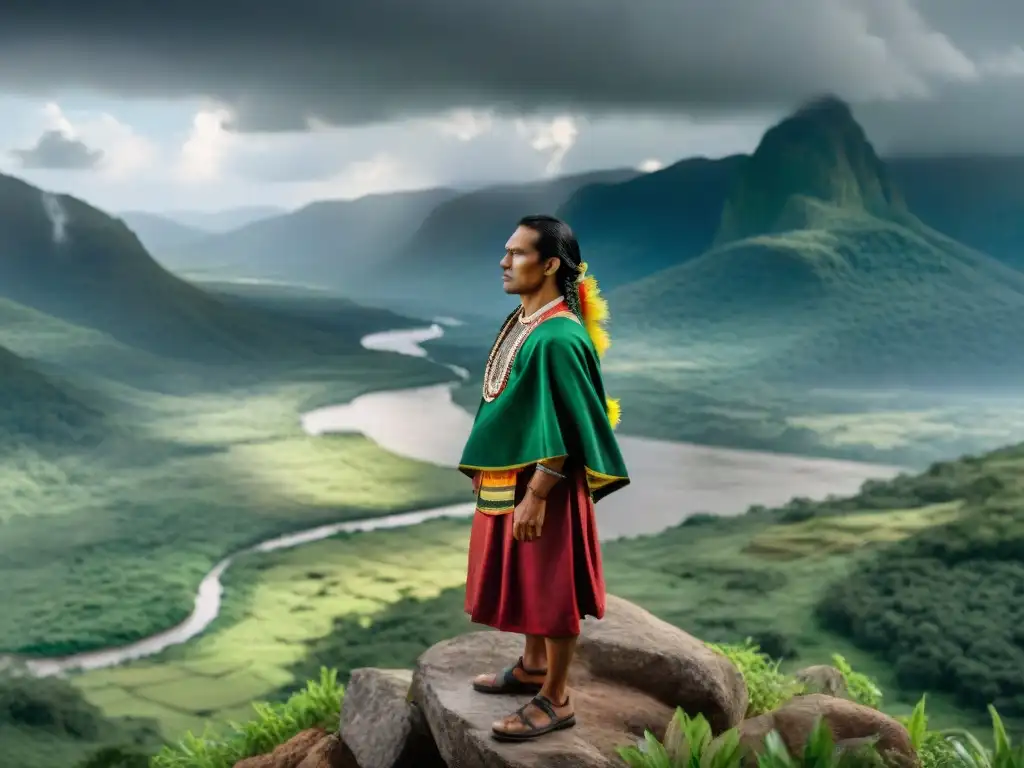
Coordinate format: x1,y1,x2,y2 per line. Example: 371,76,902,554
491,635,576,739
472,634,547,691
539,635,575,706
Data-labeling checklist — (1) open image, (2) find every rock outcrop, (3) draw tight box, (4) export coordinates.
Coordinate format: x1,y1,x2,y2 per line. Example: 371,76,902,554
732,694,918,766
237,596,918,768
409,595,748,768
340,668,445,768
793,665,848,698
234,728,355,768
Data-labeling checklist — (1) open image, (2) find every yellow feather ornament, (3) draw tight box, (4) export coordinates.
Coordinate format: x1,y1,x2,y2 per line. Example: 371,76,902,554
575,263,621,429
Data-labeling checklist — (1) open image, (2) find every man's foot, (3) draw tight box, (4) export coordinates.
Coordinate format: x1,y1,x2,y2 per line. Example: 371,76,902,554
491,694,575,741
472,657,547,694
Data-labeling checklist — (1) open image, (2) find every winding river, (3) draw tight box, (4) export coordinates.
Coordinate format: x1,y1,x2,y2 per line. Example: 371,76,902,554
20,323,901,677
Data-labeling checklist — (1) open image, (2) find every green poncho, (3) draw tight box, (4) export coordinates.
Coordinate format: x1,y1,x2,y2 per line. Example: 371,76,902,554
458,312,629,502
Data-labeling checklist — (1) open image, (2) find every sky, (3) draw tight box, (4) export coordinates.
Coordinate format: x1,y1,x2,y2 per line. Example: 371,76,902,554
0,0,1021,215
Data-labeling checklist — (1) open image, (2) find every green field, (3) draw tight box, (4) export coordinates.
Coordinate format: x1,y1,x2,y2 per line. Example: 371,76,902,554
0,279,474,659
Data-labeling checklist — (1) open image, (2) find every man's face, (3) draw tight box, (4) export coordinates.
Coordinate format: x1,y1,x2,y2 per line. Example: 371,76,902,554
500,226,558,295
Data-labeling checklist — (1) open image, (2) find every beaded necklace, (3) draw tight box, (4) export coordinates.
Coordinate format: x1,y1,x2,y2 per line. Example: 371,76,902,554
482,297,565,402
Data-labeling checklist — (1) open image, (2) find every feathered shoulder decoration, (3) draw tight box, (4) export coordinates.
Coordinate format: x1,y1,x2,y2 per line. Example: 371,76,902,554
575,262,620,429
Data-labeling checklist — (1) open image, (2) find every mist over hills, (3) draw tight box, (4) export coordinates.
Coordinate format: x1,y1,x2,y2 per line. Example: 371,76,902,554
160,187,459,286
155,169,638,318
164,205,286,233
118,211,207,253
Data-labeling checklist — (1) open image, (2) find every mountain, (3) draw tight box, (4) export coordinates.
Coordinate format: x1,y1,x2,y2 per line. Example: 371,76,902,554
160,188,458,285
609,97,1024,388
162,205,286,233
117,211,207,255
363,168,640,316
887,155,1024,270
0,173,357,363
714,96,908,245
555,155,746,283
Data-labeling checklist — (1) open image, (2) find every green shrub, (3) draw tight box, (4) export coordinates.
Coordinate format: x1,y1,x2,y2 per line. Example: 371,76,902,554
832,654,883,709
617,710,887,768
150,667,342,768
707,640,805,716
618,697,1022,768
942,704,1024,768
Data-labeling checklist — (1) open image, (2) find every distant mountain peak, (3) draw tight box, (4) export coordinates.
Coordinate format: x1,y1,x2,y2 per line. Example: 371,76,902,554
714,94,906,244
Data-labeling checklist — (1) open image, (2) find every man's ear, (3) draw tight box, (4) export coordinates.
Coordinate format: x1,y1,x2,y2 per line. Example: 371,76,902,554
543,257,560,276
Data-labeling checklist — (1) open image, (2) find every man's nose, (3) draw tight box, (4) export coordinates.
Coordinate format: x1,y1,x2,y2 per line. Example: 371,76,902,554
499,252,511,268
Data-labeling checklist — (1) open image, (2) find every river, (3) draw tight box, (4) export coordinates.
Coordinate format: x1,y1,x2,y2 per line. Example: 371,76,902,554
19,323,900,676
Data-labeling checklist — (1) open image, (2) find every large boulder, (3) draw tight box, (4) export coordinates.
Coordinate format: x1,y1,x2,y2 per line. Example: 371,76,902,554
576,595,749,733
734,694,918,766
410,595,748,768
340,668,445,768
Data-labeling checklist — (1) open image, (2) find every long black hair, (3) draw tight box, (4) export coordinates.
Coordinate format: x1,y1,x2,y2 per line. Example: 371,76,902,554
517,214,583,320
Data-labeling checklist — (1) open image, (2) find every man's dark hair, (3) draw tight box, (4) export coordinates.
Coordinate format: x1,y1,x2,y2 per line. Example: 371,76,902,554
517,214,584,319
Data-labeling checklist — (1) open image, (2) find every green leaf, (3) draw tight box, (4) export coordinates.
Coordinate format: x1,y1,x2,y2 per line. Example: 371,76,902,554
701,728,743,768
906,695,929,750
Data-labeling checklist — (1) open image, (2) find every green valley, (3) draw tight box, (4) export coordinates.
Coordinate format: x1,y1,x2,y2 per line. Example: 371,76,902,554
0,173,470,661
49,437,1024,768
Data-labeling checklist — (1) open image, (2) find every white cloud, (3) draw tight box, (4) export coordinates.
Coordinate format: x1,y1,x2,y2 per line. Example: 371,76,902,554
4,94,776,213
37,102,158,179
433,108,496,141
515,115,579,176
177,106,234,183
637,158,664,173
277,152,428,206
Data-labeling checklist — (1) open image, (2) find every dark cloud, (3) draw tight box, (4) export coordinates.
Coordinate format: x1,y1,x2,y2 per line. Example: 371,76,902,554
0,0,1020,152
10,130,104,170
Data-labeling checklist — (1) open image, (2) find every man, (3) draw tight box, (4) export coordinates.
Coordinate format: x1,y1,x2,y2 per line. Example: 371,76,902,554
458,214,630,742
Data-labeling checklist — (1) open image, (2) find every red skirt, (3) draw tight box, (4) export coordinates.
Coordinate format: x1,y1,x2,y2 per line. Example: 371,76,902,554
464,465,605,637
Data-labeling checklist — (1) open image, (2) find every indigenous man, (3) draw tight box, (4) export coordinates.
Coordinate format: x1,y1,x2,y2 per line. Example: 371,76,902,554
458,214,630,742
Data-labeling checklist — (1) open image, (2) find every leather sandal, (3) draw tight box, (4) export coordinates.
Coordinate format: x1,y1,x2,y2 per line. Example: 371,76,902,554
472,656,547,694
491,694,576,741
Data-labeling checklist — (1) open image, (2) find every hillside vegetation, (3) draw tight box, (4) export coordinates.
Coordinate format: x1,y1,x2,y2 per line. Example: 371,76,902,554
612,97,1024,388
888,155,1024,270
55,438,1024,768
0,343,102,447
0,173,356,364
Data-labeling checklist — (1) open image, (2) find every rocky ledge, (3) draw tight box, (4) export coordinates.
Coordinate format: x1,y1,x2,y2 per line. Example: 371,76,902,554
232,595,916,768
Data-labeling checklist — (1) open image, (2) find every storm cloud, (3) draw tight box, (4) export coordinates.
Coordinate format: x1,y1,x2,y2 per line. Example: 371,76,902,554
11,129,104,170
0,2,1018,127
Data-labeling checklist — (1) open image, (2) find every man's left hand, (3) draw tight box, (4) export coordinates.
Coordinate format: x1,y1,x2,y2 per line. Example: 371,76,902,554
512,493,546,541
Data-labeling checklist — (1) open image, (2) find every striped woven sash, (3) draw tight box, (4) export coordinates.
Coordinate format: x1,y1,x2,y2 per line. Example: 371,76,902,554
476,470,518,515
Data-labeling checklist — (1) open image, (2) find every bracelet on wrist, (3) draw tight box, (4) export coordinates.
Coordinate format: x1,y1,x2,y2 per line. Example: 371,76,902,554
527,485,548,500
535,463,566,480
